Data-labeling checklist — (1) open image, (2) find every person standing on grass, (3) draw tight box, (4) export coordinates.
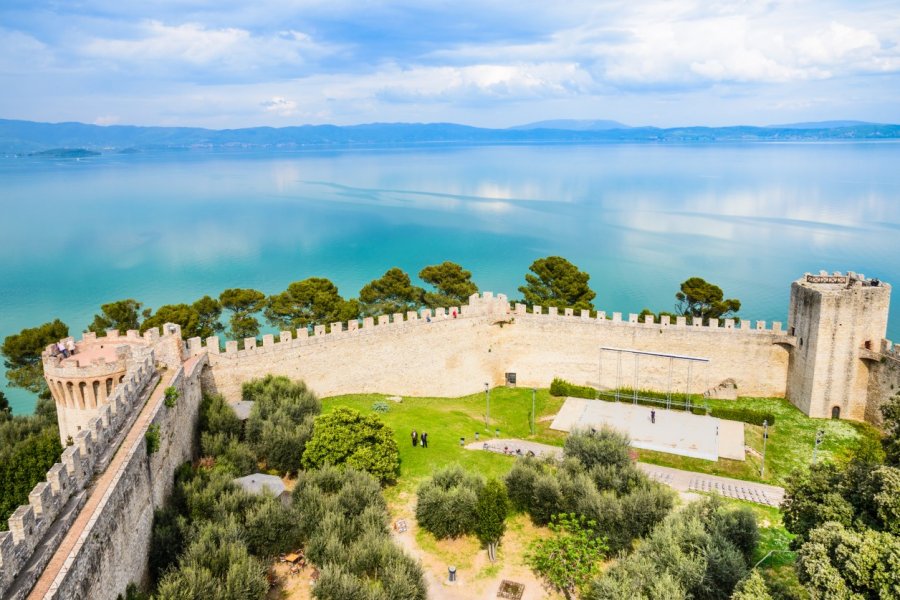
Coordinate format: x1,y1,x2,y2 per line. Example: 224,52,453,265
651,409,656,424
412,429,418,447
421,432,428,448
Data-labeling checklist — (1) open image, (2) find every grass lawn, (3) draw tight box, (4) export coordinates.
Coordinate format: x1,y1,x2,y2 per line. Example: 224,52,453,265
322,390,880,491
637,396,881,486
321,387,566,495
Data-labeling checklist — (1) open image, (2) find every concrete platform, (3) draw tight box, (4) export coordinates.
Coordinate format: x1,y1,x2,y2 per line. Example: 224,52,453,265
550,398,745,461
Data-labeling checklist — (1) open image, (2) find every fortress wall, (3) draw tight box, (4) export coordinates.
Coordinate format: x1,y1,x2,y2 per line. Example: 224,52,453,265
201,299,793,402
45,355,205,600
866,342,900,425
0,352,157,600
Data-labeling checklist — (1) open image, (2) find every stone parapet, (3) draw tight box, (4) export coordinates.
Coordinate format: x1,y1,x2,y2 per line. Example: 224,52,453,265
0,352,157,599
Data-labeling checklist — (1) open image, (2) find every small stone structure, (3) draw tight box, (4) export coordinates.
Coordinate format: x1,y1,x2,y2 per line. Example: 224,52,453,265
2,271,899,600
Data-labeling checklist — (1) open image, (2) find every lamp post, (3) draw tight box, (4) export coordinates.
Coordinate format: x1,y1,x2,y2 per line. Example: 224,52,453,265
484,382,490,429
760,420,769,478
813,429,825,464
531,388,536,435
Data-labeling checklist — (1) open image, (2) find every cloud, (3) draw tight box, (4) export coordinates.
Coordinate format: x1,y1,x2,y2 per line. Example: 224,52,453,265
93,115,120,125
261,96,298,116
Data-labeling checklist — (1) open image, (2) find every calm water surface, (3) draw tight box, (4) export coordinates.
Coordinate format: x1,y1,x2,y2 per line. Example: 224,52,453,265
2,143,899,413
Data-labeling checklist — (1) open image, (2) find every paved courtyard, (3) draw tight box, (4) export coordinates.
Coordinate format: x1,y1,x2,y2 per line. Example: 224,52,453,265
550,398,745,461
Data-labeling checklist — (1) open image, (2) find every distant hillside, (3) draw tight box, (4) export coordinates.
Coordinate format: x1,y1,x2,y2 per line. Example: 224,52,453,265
766,120,879,129
510,119,630,131
29,148,100,158
1,118,899,153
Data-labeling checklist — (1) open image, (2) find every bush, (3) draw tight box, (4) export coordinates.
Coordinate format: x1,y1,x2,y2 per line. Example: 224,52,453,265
709,407,775,426
302,407,400,483
164,386,179,408
550,377,596,399
199,394,242,439
505,457,542,511
372,401,389,413
564,427,632,471
145,424,161,455
416,465,484,538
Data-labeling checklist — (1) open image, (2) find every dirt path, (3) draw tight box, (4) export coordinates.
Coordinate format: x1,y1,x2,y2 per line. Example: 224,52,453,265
388,491,562,600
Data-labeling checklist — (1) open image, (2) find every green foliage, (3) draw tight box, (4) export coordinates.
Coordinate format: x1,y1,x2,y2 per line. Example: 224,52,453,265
415,465,484,538
218,288,266,341
164,386,179,408
141,296,223,340
526,513,608,600
146,424,161,455
475,478,510,561
0,431,62,530
419,261,478,308
371,401,389,413
880,392,900,467
191,295,225,339
358,267,424,316
549,377,596,399
264,277,359,330
302,407,400,483
518,256,596,310
0,390,10,420
243,376,321,475
730,570,773,600
588,497,756,600
796,521,900,599
2,319,69,392
292,465,427,600
709,406,776,426
782,462,854,544
199,394,243,440
676,277,741,321
564,427,632,471
88,299,143,335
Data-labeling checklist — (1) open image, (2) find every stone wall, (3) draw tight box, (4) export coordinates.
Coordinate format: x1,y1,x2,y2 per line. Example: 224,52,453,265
866,341,900,425
200,295,793,403
0,351,157,600
43,354,205,600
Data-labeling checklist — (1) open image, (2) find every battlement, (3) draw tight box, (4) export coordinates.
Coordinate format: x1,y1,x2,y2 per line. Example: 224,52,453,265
797,270,888,290
0,352,157,599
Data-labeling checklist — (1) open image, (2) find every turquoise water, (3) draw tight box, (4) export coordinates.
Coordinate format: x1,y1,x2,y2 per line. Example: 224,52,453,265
3,142,900,414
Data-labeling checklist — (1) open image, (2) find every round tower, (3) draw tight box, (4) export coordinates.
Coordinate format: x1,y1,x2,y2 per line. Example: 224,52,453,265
786,271,891,420
42,329,151,444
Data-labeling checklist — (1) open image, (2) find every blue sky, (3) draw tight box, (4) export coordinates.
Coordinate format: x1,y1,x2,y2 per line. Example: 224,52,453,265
2,0,899,128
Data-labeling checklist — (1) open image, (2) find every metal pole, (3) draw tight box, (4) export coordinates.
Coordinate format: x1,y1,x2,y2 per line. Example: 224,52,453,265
615,351,622,402
632,353,639,405
760,420,768,478
484,383,490,429
666,357,674,407
813,429,824,464
598,347,602,399
531,388,536,435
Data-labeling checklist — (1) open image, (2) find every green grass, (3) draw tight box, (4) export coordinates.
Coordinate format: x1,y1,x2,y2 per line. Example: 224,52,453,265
637,396,881,486
322,390,880,490
321,387,566,494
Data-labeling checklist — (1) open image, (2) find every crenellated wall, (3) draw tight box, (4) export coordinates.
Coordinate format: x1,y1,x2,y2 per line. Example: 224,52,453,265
198,292,795,403
866,340,900,425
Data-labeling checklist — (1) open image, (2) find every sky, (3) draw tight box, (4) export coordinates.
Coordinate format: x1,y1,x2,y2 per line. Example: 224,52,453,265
1,0,900,129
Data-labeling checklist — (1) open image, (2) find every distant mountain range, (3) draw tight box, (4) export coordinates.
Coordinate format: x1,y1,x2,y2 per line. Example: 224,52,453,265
1,118,898,153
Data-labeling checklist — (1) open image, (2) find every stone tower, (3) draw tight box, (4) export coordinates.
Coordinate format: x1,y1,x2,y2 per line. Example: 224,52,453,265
786,271,891,420
42,330,157,445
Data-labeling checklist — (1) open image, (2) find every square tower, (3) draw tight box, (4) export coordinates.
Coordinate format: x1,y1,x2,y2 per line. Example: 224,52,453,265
786,271,891,420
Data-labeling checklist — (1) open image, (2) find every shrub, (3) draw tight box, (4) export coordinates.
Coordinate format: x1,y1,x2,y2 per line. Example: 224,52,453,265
372,401,390,413
564,427,632,471
526,513,608,599
416,465,484,538
550,377,597,399
164,386,179,408
709,407,775,426
145,424,161,455
505,457,542,511
199,394,242,439
302,407,400,483
475,479,510,561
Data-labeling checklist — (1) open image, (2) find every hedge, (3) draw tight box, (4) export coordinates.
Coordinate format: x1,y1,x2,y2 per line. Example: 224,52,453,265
550,378,775,426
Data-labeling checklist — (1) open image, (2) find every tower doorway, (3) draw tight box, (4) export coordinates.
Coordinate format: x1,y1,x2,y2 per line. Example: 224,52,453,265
831,406,841,419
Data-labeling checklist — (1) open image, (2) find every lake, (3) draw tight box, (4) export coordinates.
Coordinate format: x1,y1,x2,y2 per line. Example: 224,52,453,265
2,142,899,414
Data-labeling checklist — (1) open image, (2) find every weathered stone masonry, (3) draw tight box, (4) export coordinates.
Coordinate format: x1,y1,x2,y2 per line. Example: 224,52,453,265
2,270,898,599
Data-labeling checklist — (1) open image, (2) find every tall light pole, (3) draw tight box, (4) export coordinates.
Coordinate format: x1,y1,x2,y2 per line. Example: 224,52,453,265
760,420,769,478
813,429,825,464
531,388,536,435
484,382,490,429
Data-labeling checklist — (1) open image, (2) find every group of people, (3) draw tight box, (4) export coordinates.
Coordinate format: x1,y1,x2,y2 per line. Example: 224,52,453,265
52,339,76,359
411,429,429,448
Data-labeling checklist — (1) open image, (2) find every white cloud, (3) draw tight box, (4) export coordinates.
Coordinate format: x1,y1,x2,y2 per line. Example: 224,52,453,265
93,115,120,125
261,96,298,116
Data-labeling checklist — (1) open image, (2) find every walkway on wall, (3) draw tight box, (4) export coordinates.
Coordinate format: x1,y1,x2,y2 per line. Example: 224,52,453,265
469,439,785,507
27,371,172,600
